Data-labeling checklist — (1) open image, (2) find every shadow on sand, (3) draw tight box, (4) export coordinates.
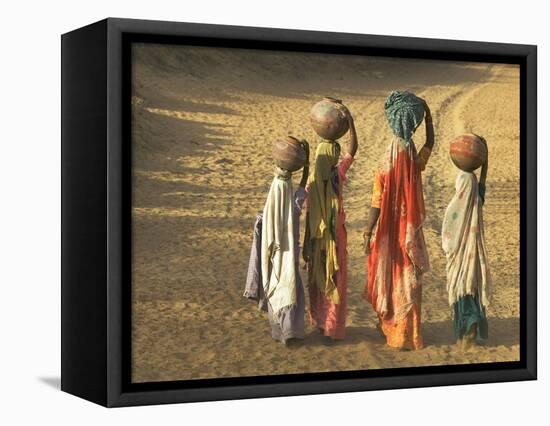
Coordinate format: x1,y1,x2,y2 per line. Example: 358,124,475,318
302,315,519,349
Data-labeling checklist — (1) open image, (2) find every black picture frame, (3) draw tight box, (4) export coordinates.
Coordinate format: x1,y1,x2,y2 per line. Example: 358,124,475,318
61,17,537,407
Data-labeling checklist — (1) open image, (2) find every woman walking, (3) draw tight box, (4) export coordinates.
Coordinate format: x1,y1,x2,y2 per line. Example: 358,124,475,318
363,91,433,350
244,139,310,346
303,108,357,341
442,140,491,350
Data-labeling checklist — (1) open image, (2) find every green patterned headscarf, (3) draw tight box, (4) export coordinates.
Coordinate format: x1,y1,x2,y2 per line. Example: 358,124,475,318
384,91,425,144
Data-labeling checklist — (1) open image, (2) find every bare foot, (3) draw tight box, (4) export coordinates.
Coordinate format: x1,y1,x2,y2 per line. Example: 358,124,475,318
375,322,384,338
466,325,478,349
467,324,478,341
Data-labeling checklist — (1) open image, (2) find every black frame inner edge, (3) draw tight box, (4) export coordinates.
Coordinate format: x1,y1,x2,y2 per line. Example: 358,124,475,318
120,31,528,393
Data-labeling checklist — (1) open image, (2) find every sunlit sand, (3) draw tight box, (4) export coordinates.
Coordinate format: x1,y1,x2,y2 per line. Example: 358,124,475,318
131,44,520,382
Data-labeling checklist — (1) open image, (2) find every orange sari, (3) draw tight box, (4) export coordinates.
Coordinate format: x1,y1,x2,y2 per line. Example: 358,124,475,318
364,138,430,350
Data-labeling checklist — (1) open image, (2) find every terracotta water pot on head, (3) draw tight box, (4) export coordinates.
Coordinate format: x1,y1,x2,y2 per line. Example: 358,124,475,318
310,97,350,141
450,134,488,172
272,136,307,172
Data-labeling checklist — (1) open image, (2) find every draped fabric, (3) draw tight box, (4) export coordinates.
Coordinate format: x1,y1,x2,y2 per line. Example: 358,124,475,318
243,213,267,311
306,153,353,340
453,294,488,340
303,141,342,305
442,171,491,309
365,138,430,317
267,186,307,342
364,137,429,350
245,187,307,343
261,168,297,315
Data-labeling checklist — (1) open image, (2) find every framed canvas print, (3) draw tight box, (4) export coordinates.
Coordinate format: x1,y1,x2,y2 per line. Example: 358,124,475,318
61,18,537,407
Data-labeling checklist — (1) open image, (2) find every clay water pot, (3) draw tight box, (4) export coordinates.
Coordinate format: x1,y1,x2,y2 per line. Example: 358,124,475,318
450,134,488,172
272,136,307,172
310,97,350,141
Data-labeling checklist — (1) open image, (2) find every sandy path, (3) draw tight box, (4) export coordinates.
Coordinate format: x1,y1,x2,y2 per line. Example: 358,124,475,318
131,45,520,382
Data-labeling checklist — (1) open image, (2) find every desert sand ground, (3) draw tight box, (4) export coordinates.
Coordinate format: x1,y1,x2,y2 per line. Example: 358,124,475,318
131,44,520,382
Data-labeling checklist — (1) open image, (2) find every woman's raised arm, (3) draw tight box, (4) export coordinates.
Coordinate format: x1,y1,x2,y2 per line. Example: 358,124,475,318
336,104,358,158
422,100,435,151
346,112,358,158
299,140,310,188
